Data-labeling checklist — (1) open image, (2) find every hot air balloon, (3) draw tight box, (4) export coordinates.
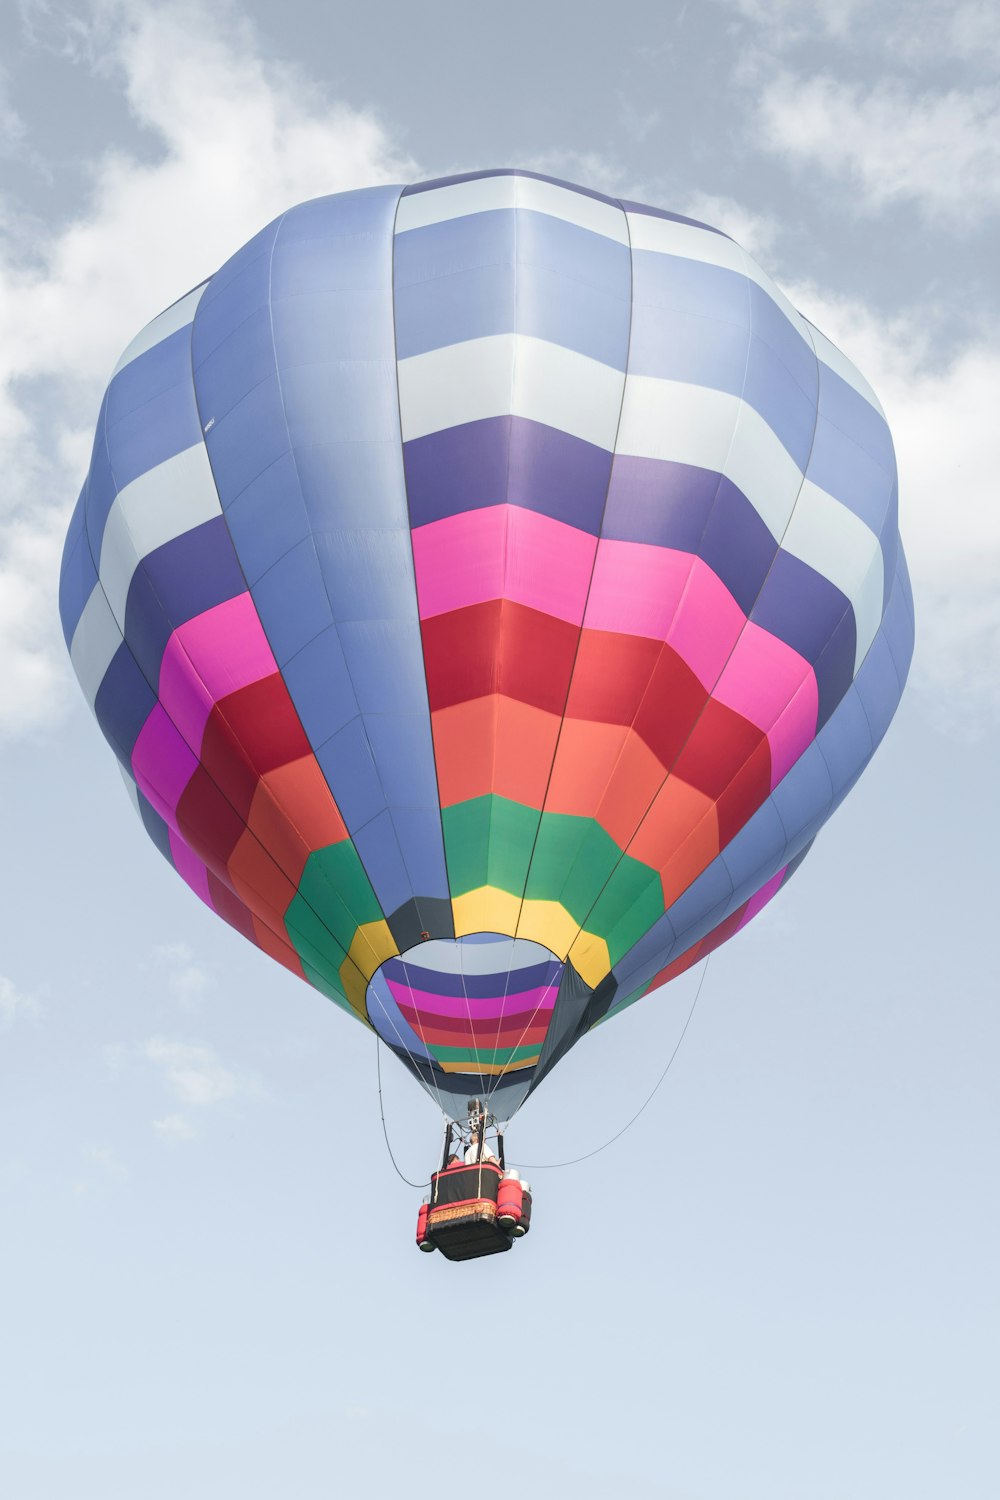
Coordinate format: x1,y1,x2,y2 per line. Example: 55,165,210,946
59,170,913,1259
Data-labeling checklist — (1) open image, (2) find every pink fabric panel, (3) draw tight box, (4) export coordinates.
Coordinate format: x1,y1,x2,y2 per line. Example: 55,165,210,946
168,830,214,908
714,623,818,786
388,978,559,1021
158,593,278,751
587,541,745,686
412,505,596,623
738,866,788,929
132,705,199,826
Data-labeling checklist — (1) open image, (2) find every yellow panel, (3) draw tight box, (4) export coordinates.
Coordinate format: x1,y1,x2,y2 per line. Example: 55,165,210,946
439,1055,540,1075
338,955,372,1021
452,885,521,938
517,898,582,960
338,919,398,1022
568,930,613,989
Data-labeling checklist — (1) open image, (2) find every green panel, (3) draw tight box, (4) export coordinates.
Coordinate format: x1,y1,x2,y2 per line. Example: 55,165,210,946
524,812,621,920
300,959,355,1016
294,840,384,952
443,795,538,896
428,1042,541,1065
591,863,666,964
285,900,349,985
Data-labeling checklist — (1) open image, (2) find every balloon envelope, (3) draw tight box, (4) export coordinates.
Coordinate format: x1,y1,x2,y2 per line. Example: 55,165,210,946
59,170,913,1121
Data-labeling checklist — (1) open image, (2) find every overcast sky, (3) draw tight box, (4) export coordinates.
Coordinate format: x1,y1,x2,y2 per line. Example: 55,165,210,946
1,3,998,1498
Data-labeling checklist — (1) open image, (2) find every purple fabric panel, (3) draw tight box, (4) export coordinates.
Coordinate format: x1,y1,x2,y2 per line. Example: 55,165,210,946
124,517,246,686
751,550,856,725
601,458,778,616
384,954,562,998
403,415,612,533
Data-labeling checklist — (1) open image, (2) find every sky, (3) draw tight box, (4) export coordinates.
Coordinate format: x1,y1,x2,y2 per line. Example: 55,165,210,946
1,2,998,1496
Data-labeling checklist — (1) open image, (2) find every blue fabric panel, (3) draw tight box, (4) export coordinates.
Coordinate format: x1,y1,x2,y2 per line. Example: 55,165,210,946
387,805,450,896
809,412,894,536
137,787,174,863
815,358,895,475
59,491,97,644
719,798,790,892
393,209,516,358
814,684,872,795
629,255,817,466
280,628,358,746
772,741,835,839
250,540,333,665
104,337,202,495
877,479,900,605
395,208,631,370
262,184,449,912
664,856,735,942
853,633,902,745
315,717,391,830
352,810,414,915
366,970,436,1061
94,643,156,763
82,394,118,553
221,451,311,585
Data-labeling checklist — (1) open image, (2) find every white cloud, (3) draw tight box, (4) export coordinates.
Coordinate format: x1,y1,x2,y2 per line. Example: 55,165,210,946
679,191,779,259
0,0,411,740
0,974,42,1025
154,941,212,1007
152,1112,197,1142
757,72,1000,218
144,1035,242,1107
785,281,1000,729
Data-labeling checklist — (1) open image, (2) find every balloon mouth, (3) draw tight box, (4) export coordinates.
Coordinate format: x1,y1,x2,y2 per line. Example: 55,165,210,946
365,932,565,1077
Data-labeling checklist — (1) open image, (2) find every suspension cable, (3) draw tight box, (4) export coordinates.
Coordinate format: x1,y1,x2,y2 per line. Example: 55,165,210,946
375,1036,431,1189
516,958,711,1170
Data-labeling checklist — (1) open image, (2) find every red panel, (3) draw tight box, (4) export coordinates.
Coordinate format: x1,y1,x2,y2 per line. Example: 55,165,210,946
252,915,306,978
201,674,312,819
715,738,772,845
206,870,257,942
422,601,578,715
564,630,662,726
177,766,245,877
631,645,709,768
673,698,766,803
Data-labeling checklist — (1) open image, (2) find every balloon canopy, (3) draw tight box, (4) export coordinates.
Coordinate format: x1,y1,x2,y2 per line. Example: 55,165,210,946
59,170,913,1122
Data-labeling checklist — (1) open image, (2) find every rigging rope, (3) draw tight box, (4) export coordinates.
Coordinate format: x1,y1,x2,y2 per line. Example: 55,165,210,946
375,956,710,1184
376,1036,431,1189
516,957,711,1170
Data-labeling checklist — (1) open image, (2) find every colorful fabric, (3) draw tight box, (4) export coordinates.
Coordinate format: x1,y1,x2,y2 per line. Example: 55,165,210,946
59,170,913,1122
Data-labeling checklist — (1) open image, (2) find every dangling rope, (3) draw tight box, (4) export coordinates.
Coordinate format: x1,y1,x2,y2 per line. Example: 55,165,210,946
516,957,711,1170
375,957,710,1184
375,1036,430,1189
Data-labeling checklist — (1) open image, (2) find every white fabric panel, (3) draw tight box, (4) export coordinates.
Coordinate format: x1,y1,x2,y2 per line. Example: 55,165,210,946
70,584,124,708
784,478,883,623
111,283,208,378
99,443,221,622
806,320,885,416
626,210,807,339
397,334,624,450
395,174,629,244
617,376,803,540
852,547,887,670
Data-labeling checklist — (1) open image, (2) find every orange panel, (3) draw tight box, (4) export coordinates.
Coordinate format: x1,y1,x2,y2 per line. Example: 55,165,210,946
596,729,671,849
252,914,306,978
244,755,348,896
433,695,560,809
227,827,297,921
492,696,560,807
546,719,666,847
433,696,498,806
627,776,719,907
